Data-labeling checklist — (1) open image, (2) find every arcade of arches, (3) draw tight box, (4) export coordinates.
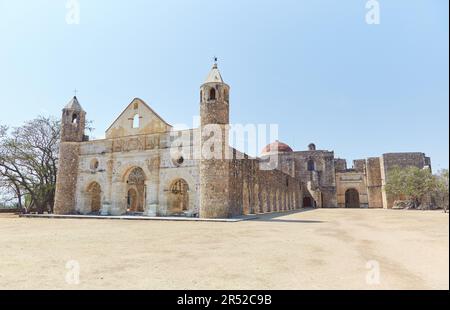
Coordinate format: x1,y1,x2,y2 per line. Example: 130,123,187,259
241,183,303,215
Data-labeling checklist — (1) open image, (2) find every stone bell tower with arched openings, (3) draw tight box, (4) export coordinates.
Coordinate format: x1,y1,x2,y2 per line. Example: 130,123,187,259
199,62,233,218
54,96,86,214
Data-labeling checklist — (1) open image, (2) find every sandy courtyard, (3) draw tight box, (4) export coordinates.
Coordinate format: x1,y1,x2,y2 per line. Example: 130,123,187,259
0,209,448,290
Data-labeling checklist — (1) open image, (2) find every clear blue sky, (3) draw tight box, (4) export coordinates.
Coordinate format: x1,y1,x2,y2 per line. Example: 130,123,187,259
0,0,448,169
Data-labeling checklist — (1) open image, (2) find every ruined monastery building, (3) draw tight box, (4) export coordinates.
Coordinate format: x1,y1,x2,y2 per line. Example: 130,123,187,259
54,64,432,218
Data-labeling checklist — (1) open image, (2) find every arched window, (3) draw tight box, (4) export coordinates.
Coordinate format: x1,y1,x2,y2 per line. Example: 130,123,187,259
72,114,78,125
209,88,216,100
200,90,203,101
307,160,315,171
132,114,140,128
172,155,184,167
127,167,146,185
171,179,189,195
169,179,190,213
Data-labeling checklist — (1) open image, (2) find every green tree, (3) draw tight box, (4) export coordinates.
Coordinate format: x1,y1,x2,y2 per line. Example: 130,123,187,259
385,166,435,208
433,169,449,213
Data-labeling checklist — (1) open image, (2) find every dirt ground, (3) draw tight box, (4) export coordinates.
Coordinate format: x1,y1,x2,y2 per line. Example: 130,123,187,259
0,209,448,290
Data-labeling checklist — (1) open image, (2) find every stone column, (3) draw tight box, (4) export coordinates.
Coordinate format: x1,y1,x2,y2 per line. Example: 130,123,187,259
145,180,159,216
144,156,160,217
101,159,114,215
110,181,127,216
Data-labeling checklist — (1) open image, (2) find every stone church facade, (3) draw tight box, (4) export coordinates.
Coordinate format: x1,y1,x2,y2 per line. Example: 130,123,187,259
53,64,432,218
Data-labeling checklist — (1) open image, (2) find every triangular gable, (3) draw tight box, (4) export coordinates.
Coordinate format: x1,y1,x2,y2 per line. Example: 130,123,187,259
105,98,172,139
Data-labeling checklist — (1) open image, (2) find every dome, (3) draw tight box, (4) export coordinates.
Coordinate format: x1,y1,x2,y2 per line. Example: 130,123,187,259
261,140,293,156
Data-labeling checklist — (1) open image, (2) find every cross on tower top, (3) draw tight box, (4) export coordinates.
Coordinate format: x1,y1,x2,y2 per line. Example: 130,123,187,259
73,89,78,97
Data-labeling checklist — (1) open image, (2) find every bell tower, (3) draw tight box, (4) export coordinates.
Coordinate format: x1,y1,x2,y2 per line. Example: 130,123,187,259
54,96,86,214
199,61,232,218
61,96,86,142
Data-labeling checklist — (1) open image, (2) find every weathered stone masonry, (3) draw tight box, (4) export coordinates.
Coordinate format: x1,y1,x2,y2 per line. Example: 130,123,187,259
53,64,432,218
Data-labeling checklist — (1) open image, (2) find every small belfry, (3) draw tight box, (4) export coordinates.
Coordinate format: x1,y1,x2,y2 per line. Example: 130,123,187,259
61,96,86,142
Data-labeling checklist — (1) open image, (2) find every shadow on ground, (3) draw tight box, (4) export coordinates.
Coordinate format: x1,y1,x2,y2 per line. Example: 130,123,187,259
252,208,325,224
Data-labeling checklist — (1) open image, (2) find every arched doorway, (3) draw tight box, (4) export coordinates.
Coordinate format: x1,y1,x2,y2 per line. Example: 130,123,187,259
127,188,138,211
345,189,360,208
168,179,189,215
87,182,102,213
126,167,146,213
303,196,313,208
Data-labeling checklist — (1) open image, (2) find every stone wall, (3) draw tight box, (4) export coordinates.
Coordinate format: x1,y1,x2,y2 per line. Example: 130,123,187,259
334,158,348,171
353,159,366,172
365,157,383,209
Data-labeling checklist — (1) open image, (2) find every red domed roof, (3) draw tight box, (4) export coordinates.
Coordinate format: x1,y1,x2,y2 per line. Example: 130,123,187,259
261,140,293,155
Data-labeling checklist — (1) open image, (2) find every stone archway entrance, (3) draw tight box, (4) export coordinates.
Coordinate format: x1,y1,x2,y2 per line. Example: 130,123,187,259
167,179,189,215
345,189,360,208
126,167,146,213
87,182,102,213
303,196,313,208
